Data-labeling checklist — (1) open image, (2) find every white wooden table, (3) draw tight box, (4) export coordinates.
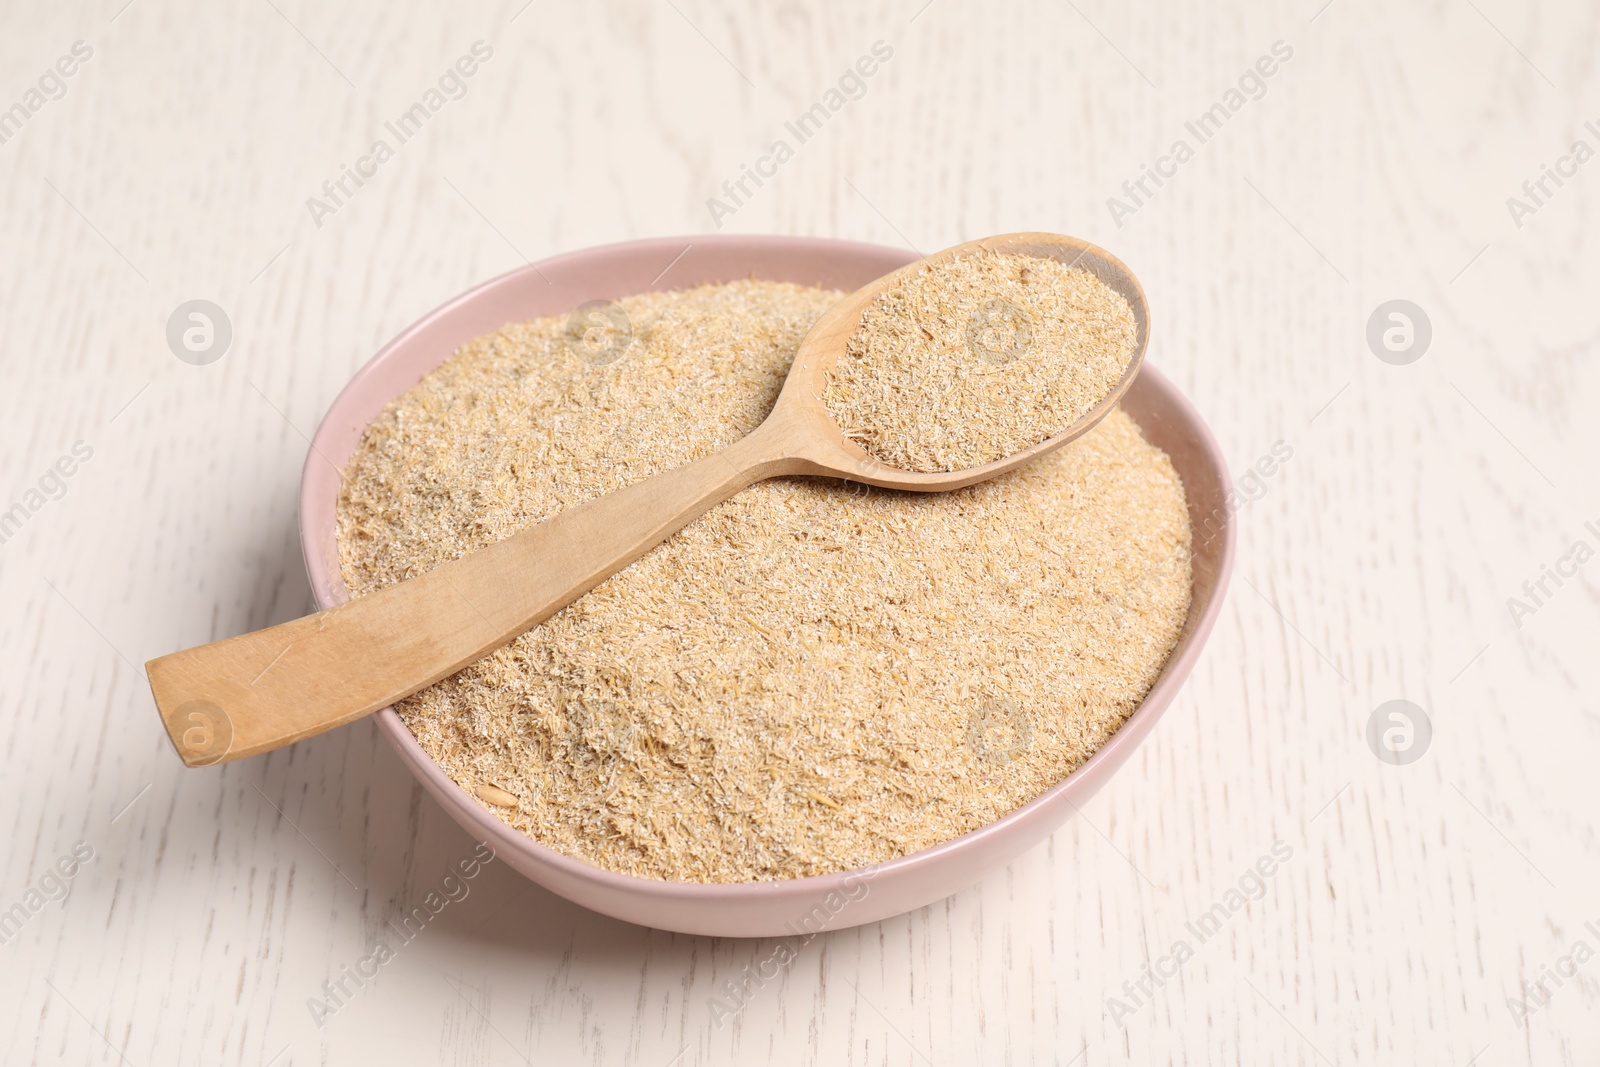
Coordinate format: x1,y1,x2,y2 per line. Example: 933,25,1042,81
3,0,1597,1062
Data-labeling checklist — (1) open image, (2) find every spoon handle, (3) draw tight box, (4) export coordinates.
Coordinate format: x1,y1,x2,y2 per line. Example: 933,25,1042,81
147,427,789,766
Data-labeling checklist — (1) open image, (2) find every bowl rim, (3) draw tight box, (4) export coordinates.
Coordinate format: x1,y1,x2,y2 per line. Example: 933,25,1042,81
300,233,1235,907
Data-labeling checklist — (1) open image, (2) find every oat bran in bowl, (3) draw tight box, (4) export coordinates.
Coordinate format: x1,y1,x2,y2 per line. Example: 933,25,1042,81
300,235,1235,937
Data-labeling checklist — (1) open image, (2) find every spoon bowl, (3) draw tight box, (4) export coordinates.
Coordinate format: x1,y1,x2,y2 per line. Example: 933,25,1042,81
755,232,1150,492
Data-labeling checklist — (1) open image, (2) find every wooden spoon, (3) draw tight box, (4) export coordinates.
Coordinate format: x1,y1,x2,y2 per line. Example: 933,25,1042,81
147,232,1149,766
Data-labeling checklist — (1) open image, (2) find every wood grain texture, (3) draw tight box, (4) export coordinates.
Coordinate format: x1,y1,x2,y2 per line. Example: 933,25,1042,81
1,0,1597,1063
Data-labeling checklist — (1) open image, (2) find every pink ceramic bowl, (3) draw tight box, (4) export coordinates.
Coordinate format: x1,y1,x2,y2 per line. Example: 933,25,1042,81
300,235,1234,937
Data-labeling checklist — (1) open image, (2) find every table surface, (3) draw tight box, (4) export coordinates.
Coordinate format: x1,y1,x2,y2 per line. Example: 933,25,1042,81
3,0,1598,1063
